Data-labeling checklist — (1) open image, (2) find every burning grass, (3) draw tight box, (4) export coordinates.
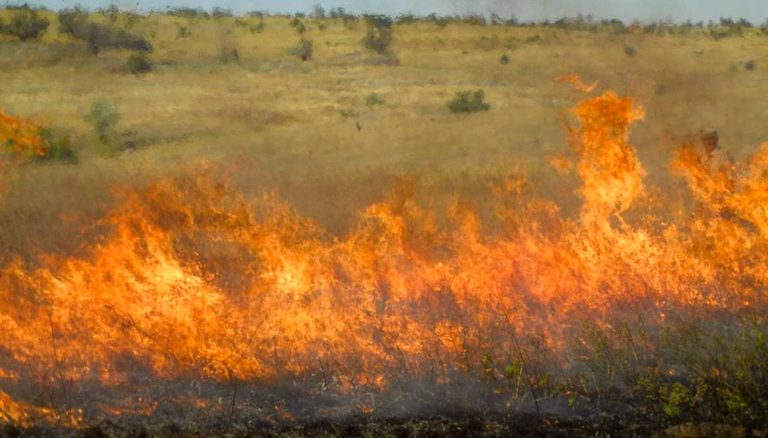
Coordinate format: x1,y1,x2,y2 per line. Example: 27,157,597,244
0,81,767,435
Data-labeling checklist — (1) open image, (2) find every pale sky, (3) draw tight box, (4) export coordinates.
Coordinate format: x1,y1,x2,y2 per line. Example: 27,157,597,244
20,0,768,24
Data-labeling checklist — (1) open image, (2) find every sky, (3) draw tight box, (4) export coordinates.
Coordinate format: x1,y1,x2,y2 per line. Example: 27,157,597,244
21,0,768,24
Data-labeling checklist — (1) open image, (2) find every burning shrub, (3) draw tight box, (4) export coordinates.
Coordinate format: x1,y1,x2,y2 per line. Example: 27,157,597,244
362,14,393,54
0,109,48,159
448,90,491,113
0,109,75,162
38,128,76,163
57,7,152,54
0,4,50,41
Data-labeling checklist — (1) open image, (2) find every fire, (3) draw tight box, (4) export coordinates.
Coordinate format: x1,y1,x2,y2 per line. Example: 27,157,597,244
0,109,48,159
1,80,767,425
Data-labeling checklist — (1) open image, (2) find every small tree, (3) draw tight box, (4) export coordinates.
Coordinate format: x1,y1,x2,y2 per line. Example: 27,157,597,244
290,16,306,34
0,4,50,41
127,53,152,75
101,4,119,22
85,100,119,144
58,7,152,54
293,38,313,61
312,4,326,19
448,90,490,113
362,14,393,54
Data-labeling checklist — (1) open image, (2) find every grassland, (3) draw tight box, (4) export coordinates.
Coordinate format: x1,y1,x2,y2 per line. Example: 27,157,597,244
1,11,767,259
2,11,768,436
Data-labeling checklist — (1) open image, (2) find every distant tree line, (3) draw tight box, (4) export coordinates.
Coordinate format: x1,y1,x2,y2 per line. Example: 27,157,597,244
1,3,768,43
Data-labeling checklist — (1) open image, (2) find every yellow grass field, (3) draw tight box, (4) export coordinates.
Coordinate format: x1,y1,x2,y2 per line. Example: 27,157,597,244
4,12,768,433
1,12,767,255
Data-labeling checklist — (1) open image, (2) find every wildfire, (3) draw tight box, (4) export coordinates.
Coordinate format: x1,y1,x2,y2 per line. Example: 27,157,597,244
0,109,49,159
0,80,767,426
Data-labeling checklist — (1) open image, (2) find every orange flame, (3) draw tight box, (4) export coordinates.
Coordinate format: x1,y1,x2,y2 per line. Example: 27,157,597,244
0,81,767,424
0,109,48,159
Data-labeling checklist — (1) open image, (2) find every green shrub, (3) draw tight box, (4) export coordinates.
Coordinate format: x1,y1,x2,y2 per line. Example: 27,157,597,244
663,382,691,417
57,7,151,54
365,93,384,107
85,99,119,144
499,53,510,64
290,16,306,34
0,4,50,41
448,90,490,113
127,53,151,74
38,129,77,163
362,14,393,54
624,45,637,57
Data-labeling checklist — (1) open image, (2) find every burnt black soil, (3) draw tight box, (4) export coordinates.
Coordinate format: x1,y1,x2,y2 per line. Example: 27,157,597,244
0,411,667,438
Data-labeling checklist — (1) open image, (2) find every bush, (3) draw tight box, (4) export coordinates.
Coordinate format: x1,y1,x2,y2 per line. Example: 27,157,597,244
624,45,637,57
38,129,77,163
745,60,756,71
0,108,75,162
100,4,119,22
312,4,326,19
426,13,449,27
127,53,151,74
85,99,119,144
290,16,306,34
250,20,265,34
176,24,191,38
499,54,510,64
366,93,384,107
462,13,487,26
0,4,50,41
448,90,490,113
58,8,151,54
218,44,239,63
362,14,393,54
293,38,313,61
167,7,209,19
211,7,233,19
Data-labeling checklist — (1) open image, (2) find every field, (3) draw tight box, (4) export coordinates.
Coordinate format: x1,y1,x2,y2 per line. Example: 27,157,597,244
2,12,767,252
1,9,768,437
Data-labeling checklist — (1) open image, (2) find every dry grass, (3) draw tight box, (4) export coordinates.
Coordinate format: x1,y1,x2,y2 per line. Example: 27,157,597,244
1,13,768,252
